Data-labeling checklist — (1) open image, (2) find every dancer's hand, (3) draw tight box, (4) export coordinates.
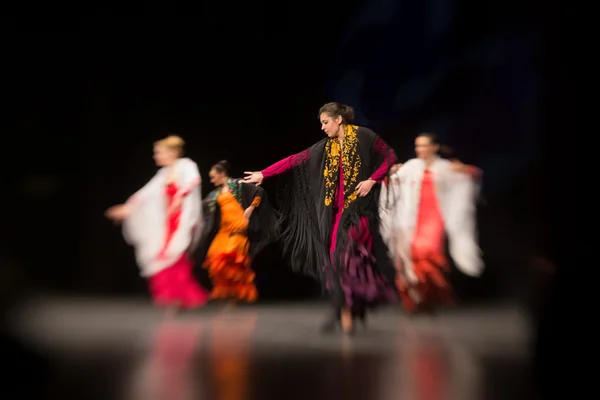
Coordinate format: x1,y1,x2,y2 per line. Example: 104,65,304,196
356,179,376,197
244,205,255,221
243,171,264,186
105,204,130,223
390,163,403,174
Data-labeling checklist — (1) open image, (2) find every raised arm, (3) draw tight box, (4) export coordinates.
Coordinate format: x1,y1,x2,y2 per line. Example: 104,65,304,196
450,159,483,178
250,186,264,208
242,184,266,221
461,164,483,178
369,136,397,183
261,147,311,179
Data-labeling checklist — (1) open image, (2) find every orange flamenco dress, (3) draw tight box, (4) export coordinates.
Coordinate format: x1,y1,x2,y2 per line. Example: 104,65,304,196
203,191,258,302
404,170,454,311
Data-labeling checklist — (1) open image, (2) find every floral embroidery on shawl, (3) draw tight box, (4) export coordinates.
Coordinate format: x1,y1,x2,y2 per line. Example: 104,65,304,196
205,179,243,213
323,124,362,209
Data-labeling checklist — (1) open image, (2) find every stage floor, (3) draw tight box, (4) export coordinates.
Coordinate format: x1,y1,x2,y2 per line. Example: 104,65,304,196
5,297,536,399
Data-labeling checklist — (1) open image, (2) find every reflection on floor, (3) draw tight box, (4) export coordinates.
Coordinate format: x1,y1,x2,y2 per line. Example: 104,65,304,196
6,297,536,400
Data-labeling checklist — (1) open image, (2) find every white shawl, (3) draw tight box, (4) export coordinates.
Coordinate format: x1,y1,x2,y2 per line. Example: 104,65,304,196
380,157,483,281
122,157,203,277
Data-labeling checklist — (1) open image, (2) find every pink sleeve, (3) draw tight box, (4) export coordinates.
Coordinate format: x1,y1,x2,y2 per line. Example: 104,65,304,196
369,137,396,183
261,148,311,179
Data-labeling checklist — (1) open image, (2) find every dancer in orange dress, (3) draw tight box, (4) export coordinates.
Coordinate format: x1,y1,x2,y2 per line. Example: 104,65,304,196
105,135,209,316
380,133,483,313
197,160,278,304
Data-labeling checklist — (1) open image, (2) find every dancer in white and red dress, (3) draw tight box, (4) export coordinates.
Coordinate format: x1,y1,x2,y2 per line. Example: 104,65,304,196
380,133,483,313
106,135,209,316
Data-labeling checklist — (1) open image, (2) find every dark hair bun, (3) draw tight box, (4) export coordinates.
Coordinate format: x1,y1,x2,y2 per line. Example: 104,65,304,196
212,160,231,175
340,105,355,122
318,102,355,123
217,160,230,169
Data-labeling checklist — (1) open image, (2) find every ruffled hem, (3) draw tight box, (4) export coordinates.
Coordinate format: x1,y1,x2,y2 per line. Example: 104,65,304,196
148,254,209,309
397,253,454,312
210,284,258,302
395,276,419,312
327,238,397,309
204,250,258,302
325,216,397,308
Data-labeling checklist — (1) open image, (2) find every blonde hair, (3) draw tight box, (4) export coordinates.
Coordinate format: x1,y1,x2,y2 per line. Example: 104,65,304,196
154,135,185,157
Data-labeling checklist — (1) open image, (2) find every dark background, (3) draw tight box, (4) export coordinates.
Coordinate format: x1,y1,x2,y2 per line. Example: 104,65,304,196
1,1,569,311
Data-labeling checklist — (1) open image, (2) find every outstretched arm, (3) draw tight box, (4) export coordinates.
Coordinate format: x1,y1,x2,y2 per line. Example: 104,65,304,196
243,185,265,220
450,159,482,178
243,147,312,185
261,148,312,179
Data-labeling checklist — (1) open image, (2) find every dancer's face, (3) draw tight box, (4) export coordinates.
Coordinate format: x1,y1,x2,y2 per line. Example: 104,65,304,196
415,136,439,160
320,112,343,138
153,145,177,166
209,168,227,186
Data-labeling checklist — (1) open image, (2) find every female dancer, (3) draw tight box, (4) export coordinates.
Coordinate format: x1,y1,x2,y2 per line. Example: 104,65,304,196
105,135,209,316
243,102,397,334
197,160,278,304
380,132,483,313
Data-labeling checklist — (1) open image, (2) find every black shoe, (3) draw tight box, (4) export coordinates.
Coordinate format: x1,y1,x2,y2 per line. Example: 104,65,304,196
321,313,342,333
320,318,339,333
320,308,342,333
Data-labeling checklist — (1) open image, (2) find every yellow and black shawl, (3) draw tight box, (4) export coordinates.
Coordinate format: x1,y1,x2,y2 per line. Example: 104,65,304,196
275,125,396,283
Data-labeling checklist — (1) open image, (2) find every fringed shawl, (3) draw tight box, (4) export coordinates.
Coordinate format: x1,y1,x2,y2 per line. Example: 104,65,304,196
275,126,396,282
